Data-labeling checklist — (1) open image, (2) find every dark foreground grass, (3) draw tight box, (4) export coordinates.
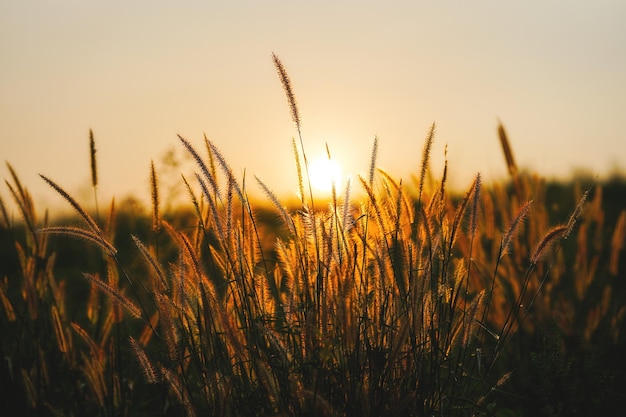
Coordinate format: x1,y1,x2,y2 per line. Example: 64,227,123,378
1,55,625,417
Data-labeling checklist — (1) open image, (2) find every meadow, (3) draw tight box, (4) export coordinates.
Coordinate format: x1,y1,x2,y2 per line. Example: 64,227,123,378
1,55,625,416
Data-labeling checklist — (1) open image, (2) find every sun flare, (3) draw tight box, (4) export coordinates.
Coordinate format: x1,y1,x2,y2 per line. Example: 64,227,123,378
308,156,342,194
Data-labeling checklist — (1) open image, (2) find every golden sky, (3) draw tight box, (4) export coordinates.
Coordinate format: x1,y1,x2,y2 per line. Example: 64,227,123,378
2,1,625,211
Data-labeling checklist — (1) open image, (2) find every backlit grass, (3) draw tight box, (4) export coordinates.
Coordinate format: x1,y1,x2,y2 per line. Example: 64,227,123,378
1,55,625,417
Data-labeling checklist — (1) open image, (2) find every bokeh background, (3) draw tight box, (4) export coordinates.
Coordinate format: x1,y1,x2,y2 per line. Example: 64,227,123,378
2,1,625,209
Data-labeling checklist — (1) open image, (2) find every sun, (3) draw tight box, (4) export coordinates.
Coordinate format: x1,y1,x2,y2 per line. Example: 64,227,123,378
308,156,343,194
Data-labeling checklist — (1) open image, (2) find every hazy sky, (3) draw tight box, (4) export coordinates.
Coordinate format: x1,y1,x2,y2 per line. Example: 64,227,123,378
2,1,625,212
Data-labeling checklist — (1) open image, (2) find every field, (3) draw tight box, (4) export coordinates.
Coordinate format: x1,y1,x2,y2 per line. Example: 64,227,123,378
1,56,625,416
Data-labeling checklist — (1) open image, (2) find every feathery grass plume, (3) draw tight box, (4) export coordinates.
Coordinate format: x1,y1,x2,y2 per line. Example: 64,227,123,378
369,135,379,185
5,165,39,246
89,129,101,225
39,226,117,255
206,138,245,204
178,134,221,201
195,173,226,243
341,178,352,232
129,336,158,383
326,142,340,207
377,166,402,194
470,173,482,239
440,144,448,200
70,322,103,358
530,225,568,265
51,305,68,353
150,160,161,233
203,133,219,189
292,138,306,203
378,167,411,223
273,52,319,219
358,175,387,236
359,138,381,273
83,272,141,319
418,122,436,203
272,52,301,132
176,228,204,284
181,174,208,238
5,181,34,239
498,121,517,177
89,129,98,187
565,188,589,238
275,239,297,286
256,176,296,235
81,352,107,407
85,278,100,324
160,366,184,404
482,200,534,325
500,200,533,260
6,162,35,222
39,174,101,234
0,283,16,321
225,170,235,250
131,234,169,290
0,193,10,229
156,292,178,361
449,174,479,249
200,274,246,361
106,269,124,323
498,121,525,198
97,309,115,347
523,194,592,322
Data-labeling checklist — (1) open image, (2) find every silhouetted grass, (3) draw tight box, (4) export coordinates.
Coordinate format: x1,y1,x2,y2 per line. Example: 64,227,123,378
0,55,624,417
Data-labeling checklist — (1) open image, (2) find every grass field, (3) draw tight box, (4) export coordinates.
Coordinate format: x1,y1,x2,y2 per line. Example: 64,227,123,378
1,55,625,417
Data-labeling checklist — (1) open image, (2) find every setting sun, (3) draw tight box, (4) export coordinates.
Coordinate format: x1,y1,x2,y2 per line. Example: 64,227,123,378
307,156,342,194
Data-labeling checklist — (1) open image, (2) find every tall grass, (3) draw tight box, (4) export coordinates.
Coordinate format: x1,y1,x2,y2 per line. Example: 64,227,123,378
0,55,624,416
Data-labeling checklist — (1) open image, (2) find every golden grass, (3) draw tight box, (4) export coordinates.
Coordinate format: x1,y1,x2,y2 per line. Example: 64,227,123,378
0,54,623,417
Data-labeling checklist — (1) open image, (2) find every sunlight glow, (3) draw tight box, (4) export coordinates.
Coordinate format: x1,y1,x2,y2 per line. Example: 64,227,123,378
308,156,342,194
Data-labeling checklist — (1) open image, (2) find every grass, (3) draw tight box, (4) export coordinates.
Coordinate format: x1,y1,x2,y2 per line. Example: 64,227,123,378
1,54,625,417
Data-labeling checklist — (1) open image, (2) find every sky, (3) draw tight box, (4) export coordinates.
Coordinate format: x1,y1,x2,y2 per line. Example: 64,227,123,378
2,1,625,213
